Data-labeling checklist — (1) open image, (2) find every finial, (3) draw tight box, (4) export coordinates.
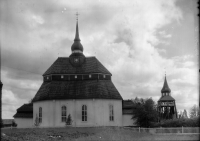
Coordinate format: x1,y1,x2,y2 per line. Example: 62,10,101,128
164,68,166,77
75,12,79,21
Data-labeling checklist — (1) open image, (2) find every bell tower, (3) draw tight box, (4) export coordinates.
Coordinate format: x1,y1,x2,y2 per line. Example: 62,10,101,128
157,75,177,121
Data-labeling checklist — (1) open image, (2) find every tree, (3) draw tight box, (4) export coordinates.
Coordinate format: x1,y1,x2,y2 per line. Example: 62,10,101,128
190,105,199,118
182,109,188,118
66,114,73,125
178,111,183,118
132,97,158,127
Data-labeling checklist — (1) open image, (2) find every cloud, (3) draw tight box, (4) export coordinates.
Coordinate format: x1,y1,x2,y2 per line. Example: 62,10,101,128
2,89,27,119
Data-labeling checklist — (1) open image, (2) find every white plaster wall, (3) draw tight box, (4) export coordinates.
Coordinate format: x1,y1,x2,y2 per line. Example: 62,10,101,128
14,118,33,128
122,115,135,126
33,99,122,127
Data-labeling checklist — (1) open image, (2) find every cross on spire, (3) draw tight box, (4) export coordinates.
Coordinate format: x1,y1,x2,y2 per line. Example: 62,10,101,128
164,68,166,77
75,12,79,21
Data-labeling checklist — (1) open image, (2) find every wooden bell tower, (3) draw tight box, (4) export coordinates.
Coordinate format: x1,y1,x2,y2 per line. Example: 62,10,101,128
157,75,177,121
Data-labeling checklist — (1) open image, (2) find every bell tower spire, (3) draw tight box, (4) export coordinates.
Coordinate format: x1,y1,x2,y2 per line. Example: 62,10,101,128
161,74,171,93
71,12,83,53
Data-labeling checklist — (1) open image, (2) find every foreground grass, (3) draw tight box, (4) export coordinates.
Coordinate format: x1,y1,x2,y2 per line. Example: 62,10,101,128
1,127,199,141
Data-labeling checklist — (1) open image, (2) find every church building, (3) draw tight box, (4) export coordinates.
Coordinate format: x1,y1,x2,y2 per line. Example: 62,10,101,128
13,19,134,128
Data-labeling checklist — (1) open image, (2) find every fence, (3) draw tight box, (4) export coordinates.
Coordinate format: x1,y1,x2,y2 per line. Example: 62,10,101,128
2,126,199,134
125,127,199,134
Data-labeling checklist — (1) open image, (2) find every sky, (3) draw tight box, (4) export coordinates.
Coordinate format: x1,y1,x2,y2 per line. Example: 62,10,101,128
0,0,198,119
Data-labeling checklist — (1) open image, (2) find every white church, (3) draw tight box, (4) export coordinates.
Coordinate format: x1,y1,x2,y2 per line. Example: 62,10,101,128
13,19,134,128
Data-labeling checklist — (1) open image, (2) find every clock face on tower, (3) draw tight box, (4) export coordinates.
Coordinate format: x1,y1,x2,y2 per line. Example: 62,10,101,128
74,58,79,63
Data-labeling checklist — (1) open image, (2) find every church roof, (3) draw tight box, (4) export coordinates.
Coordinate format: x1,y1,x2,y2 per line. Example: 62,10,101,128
16,103,33,112
158,95,175,101
43,57,111,76
123,100,134,108
161,76,171,93
13,113,33,118
122,100,134,115
13,103,33,118
32,80,122,102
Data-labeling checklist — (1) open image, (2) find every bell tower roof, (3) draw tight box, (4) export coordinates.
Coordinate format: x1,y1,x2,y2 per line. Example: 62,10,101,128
161,75,171,93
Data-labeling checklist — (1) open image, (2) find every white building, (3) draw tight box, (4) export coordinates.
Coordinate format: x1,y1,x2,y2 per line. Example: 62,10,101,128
13,20,135,128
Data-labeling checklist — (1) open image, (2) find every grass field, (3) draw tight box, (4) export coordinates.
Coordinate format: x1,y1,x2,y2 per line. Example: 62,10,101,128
1,127,199,141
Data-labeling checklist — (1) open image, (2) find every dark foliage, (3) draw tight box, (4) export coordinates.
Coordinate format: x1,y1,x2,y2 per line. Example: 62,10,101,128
66,114,73,125
153,117,199,127
132,97,158,127
34,114,40,127
12,121,17,127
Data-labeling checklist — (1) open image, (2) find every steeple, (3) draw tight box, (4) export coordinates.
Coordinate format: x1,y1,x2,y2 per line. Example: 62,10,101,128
74,20,80,41
71,12,83,53
161,75,171,93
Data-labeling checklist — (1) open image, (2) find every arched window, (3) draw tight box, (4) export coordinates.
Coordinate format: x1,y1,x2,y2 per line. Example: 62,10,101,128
61,106,67,122
39,107,42,123
109,105,114,121
82,105,87,121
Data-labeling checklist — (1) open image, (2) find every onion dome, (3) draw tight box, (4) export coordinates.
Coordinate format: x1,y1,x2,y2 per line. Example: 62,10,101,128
71,20,83,53
161,75,171,93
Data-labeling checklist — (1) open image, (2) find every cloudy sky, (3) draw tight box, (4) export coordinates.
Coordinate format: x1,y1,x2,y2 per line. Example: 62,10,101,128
0,0,198,119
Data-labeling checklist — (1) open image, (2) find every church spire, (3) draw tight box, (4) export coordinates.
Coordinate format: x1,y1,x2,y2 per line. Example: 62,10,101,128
74,13,80,41
71,12,83,53
161,75,171,93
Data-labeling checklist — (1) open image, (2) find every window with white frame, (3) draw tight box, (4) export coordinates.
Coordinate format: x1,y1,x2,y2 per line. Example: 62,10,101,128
109,105,114,121
39,107,42,123
75,75,77,79
89,75,91,78
61,75,64,79
61,106,67,122
82,105,87,121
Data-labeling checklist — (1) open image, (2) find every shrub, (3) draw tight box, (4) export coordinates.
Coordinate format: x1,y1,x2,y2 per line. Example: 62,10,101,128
12,121,17,127
66,114,73,125
154,117,199,127
34,114,40,127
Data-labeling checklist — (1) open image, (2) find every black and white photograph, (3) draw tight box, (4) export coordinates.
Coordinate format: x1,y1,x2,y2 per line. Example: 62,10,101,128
0,0,199,140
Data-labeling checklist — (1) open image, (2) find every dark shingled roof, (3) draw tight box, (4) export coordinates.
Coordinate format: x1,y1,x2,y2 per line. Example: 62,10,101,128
161,76,171,93
158,95,175,101
16,103,33,112
123,100,134,108
13,103,33,118
122,100,134,115
43,57,111,76
13,113,33,118
32,80,122,102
